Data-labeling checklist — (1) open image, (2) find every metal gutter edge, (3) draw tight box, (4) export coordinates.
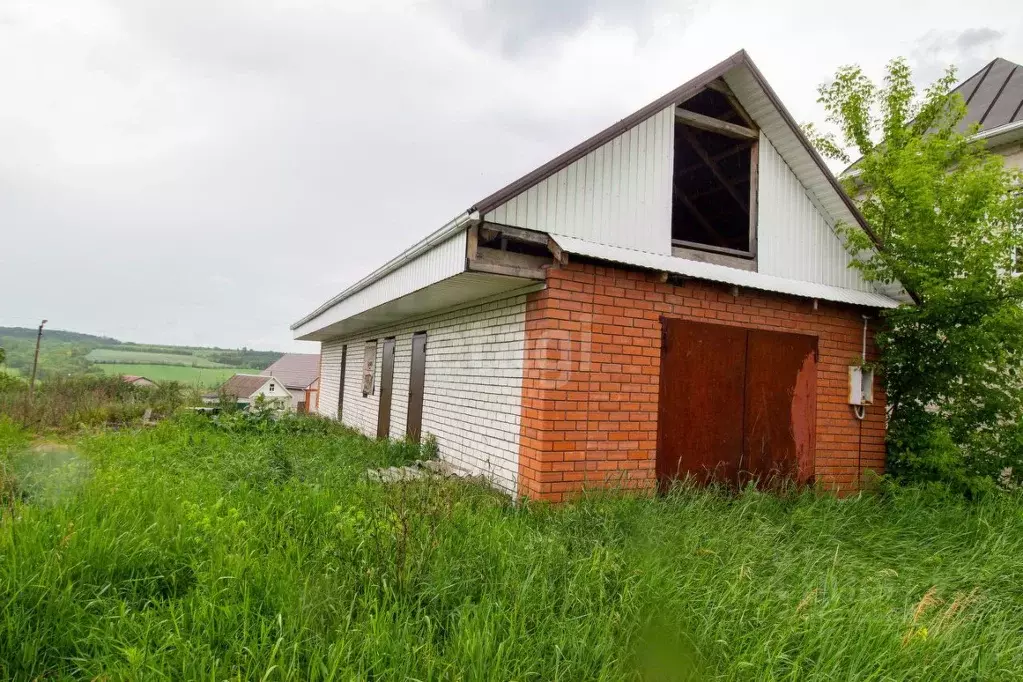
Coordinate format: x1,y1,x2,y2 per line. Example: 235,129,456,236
290,210,480,330
973,119,1023,143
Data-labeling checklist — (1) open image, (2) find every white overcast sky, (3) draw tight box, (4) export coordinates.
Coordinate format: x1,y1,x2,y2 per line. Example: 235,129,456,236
1,0,1020,351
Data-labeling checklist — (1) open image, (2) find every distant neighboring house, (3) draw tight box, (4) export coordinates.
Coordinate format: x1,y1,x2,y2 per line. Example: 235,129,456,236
262,353,320,413
210,373,293,411
950,57,1023,170
121,375,157,388
844,57,1023,177
843,57,1023,270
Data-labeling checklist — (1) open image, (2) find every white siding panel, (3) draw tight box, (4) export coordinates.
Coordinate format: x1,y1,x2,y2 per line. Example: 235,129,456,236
757,133,874,292
484,107,674,254
318,294,527,494
294,231,466,339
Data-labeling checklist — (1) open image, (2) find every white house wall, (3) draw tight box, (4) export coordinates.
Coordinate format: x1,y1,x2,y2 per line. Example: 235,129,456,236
293,230,467,340
318,294,528,494
484,107,675,255
756,133,876,292
249,378,293,409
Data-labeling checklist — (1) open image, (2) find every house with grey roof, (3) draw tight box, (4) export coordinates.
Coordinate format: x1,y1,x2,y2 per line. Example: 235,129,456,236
953,57,1023,169
210,373,293,412
262,353,320,413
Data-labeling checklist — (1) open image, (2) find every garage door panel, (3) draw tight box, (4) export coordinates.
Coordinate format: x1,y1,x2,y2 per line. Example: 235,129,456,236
657,319,747,487
657,319,817,491
743,329,817,485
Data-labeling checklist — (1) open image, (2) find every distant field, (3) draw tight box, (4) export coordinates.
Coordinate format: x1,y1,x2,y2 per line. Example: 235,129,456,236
96,364,245,387
86,349,231,368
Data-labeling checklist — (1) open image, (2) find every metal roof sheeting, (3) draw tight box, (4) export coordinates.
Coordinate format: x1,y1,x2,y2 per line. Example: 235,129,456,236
262,353,320,389
549,234,901,309
955,57,1023,134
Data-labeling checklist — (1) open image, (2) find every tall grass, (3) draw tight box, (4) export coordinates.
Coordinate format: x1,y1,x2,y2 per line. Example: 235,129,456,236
1,414,1022,679
0,375,192,430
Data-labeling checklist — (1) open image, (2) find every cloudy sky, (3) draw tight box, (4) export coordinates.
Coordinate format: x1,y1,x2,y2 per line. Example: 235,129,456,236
1,0,1019,351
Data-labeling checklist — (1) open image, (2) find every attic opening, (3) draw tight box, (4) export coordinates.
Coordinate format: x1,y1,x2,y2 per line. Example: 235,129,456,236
671,82,759,257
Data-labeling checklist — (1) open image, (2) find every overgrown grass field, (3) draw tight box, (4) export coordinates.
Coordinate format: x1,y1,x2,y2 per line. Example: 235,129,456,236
86,348,234,368
95,363,243,387
2,415,1022,680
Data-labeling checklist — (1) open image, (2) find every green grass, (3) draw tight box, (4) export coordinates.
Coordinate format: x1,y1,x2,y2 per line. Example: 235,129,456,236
1,415,1022,680
0,367,18,377
95,363,245,387
86,348,232,368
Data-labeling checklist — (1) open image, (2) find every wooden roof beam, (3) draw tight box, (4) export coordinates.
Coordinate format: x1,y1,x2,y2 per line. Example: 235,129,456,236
675,108,757,140
704,79,758,129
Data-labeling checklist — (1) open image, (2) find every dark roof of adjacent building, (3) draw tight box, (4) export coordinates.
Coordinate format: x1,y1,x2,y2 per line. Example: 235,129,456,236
953,57,1023,134
262,353,319,389
219,373,271,398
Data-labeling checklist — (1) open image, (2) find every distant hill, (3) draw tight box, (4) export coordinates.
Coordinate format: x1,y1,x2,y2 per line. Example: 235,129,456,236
0,326,121,346
0,326,286,386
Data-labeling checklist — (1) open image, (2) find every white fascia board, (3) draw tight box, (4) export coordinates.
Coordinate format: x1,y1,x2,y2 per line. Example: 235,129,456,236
290,210,479,331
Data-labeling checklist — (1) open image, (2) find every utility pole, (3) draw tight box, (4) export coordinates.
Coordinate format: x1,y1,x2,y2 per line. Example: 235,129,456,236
28,319,47,403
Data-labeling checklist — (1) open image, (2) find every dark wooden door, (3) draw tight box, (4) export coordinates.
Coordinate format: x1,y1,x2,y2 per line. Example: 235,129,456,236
337,344,348,420
657,319,817,489
743,329,817,484
406,332,427,442
657,319,747,487
376,338,396,438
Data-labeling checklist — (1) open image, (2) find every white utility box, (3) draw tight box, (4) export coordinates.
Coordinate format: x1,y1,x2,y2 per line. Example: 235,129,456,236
848,366,875,406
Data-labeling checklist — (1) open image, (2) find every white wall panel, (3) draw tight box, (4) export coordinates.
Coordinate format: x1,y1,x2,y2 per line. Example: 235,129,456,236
485,107,674,254
757,133,875,292
318,294,527,494
294,231,467,339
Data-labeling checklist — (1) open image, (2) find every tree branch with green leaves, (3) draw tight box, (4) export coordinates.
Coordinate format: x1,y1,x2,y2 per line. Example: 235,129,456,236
808,57,1023,493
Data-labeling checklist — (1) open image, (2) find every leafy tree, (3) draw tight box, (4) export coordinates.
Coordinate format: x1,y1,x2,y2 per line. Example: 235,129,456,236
0,346,5,367
807,58,1023,493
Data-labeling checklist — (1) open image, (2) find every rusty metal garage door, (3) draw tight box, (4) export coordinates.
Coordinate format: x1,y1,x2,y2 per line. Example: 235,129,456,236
657,319,816,489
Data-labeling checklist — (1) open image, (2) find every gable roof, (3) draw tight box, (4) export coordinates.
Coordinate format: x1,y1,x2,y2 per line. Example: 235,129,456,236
219,373,277,399
292,50,902,333
121,375,156,386
953,57,1023,135
472,49,884,252
262,353,320,389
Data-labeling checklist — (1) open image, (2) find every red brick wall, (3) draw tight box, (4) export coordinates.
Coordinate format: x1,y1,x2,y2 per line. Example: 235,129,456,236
517,262,886,502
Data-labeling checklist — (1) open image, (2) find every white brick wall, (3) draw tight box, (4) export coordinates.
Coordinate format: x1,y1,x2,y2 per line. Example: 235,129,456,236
317,293,527,494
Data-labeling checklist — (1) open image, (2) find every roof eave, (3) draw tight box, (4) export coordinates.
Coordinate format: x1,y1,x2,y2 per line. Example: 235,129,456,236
290,210,479,330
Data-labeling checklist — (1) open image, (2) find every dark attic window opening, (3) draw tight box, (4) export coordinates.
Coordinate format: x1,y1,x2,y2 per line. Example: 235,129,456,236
671,86,758,257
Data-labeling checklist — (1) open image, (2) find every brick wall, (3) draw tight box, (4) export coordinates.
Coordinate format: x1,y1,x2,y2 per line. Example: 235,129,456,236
519,262,886,502
318,294,528,493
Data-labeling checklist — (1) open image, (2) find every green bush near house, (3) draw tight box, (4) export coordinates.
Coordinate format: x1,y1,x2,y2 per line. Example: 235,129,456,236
1,414,1021,679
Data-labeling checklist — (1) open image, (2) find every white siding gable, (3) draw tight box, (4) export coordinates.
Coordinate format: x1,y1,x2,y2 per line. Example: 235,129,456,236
248,378,293,408
756,133,876,292
484,107,675,255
